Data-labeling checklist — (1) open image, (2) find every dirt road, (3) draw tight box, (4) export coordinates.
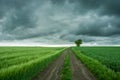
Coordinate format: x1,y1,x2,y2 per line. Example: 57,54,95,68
33,50,67,80
69,49,96,80
33,48,97,80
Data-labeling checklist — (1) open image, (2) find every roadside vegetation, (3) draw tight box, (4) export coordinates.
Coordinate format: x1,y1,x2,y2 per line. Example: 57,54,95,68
79,47,120,72
61,53,72,80
0,47,65,80
72,47,120,80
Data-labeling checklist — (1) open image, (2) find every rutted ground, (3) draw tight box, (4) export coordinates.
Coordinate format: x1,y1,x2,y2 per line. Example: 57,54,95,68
69,49,96,80
33,48,97,80
33,50,67,80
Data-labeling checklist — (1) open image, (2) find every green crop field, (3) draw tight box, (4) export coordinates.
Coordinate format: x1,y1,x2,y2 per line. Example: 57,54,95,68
72,47,120,80
0,47,65,80
0,46,120,80
73,47,120,72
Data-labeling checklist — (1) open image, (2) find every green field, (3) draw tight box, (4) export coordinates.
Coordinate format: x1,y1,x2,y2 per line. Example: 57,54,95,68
73,47,120,72
0,47,120,80
0,47,65,80
72,47,120,80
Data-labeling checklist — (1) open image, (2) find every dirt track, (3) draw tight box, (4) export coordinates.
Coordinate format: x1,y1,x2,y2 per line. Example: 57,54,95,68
33,48,97,80
69,49,96,80
33,50,67,80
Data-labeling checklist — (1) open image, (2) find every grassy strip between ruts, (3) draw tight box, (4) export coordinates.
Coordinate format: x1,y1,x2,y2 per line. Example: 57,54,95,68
72,48,120,80
60,53,72,80
0,48,65,80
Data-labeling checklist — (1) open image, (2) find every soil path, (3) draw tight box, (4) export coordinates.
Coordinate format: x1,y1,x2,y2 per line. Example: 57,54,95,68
69,49,97,80
33,48,97,80
33,50,67,80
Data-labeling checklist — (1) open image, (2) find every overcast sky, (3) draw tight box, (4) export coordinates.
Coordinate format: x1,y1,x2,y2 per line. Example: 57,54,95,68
0,0,120,46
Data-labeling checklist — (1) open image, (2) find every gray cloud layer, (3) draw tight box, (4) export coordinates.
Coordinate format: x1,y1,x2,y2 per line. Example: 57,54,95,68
0,0,120,45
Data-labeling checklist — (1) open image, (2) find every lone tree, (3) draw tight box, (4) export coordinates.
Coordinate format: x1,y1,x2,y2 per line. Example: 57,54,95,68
75,39,82,47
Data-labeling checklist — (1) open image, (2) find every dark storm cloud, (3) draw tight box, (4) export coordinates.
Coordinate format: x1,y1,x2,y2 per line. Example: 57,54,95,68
73,18,120,36
51,0,65,5
0,0,120,45
0,0,36,34
67,0,120,16
0,0,29,17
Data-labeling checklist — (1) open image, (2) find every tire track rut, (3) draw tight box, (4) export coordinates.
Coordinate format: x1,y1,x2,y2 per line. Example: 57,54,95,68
33,50,67,80
69,49,97,80
33,48,97,80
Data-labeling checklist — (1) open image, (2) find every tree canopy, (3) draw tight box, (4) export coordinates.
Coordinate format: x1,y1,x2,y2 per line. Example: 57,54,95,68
75,39,82,47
